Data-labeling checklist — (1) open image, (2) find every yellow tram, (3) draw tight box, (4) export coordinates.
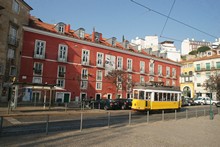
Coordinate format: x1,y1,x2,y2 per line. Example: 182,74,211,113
131,83,182,111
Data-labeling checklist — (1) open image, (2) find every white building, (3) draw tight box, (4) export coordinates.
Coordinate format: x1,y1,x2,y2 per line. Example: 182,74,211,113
160,41,181,62
181,38,211,55
131,36,158,51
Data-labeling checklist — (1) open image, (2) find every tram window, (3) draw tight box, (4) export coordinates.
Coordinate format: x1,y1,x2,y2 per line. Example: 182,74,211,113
174,94,177,101
163,93,167,101
139,91,145,100
159,93,162,101
146,92,151,100
171,93,174,101
134,90,138,99
154,92,159,101
167,93,171,101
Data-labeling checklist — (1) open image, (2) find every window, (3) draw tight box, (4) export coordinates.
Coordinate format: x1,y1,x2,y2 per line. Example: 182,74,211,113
216,62,220,69
196,64,201,71
12,0,19,13
149,59,154,75
117,57,123,70
79,28,85,39
81,81,88,89
149,76,154,82
10,66,16,76
127,59,132,72
206,63,210,70
197,83,201,87
58,66,65,78
9,25,18,46
58,44,68,62
82,49,90,65
166,67,170,77
196,73,201,77
96,70,102,81
34,40,46,59
7,48,15,59
140,61,145,73
172,80,176,86
96,82,102,90
81,68,88,80
140,75,145,83
158,65,162,76
34,62,43,75
166,80,170,86
57,79,65,88
32,77,42,83
58,24,64,33
172,68,176,78
206,72,211,78
97,52,104,67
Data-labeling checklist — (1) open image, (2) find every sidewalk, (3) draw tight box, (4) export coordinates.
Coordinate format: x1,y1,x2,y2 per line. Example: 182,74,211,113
0,115,219,147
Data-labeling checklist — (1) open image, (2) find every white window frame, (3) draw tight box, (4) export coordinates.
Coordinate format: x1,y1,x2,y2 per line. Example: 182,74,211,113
96,82,102,90
34,62,43,76
8,48,15,59
81,68,88,80
82,49,90,65
158,65,162,76
140,75,145,83
172,68,176,78
127,58,132,72
34,40,46,59
96,70,102,81
166,67,170,77
58,24,65,33
32,77,42,83
58,65,66,78
140,61,145,73
80,80,88,89
57,79,65,88
117,56,123,70
96,52,104,67
149,61,154,75
58,44,68,62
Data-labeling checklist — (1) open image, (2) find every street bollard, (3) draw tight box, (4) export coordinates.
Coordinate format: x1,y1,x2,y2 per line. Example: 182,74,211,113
129,111,131,125
46,115,49,135
108,112,110,128
147,111,149,123
162,110,164,121
65,103,67,112
80,112,83,131
175,110,177,120
0,116,3,133
186,109,188,119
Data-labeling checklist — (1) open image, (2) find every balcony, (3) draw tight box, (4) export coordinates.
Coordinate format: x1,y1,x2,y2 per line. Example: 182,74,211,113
8,35,19,47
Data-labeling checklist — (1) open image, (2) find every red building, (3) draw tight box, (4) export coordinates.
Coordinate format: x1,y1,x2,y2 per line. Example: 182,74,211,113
19,16,181,103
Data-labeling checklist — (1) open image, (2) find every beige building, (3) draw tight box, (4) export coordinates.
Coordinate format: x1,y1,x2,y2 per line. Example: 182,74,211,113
0,0,32,102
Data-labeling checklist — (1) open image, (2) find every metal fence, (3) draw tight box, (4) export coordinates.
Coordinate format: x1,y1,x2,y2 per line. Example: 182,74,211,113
0,107,219,137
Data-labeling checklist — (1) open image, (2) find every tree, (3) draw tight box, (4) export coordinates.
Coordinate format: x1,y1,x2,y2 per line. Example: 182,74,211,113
203,74,220,101
105,70,128,99
197,46,211,53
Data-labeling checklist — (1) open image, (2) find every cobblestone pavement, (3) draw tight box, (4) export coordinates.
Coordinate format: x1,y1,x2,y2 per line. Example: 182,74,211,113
0,114,219,147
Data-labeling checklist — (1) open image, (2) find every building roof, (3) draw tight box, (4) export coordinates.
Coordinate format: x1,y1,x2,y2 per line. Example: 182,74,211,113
180,54,220,63
27,16,180,65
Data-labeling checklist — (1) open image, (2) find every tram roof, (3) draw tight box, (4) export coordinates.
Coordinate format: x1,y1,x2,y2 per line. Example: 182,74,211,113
133,85,181,92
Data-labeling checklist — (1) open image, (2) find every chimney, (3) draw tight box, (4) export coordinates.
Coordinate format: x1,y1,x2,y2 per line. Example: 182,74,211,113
65,24,70,33
92,27,95,42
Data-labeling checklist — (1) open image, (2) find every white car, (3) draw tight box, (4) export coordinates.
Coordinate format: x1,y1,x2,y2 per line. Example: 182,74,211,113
194,97,209,105
205,98,219,105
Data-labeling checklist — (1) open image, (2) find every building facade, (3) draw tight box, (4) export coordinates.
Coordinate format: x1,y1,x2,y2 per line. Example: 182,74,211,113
19,17,181,104
0,0,32,102
160,41,181,62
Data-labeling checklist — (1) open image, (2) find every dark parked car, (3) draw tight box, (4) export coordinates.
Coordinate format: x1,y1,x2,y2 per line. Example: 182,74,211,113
182,97,196,106
90,99,118,110
216,101,220,107
120,98,133,110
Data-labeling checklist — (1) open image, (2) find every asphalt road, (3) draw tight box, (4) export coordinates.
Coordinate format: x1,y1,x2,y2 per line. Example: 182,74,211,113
0,105,219,137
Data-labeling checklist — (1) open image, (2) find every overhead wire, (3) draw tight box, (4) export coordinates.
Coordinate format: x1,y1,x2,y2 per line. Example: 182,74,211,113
130,0,218,39
160,0,176,37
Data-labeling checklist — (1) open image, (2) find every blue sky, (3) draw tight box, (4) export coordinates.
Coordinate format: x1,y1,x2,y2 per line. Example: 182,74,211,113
25,0,220,49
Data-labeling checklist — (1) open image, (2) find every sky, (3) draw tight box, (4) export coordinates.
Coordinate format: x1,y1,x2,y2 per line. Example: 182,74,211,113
25,0,220,50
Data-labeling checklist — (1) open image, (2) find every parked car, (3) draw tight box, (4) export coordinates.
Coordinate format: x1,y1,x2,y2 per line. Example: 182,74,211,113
215,101,220,107
194,97,209,105
90,99,118,110
115,98,133,110
205,98,219,105
182,97,196,106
